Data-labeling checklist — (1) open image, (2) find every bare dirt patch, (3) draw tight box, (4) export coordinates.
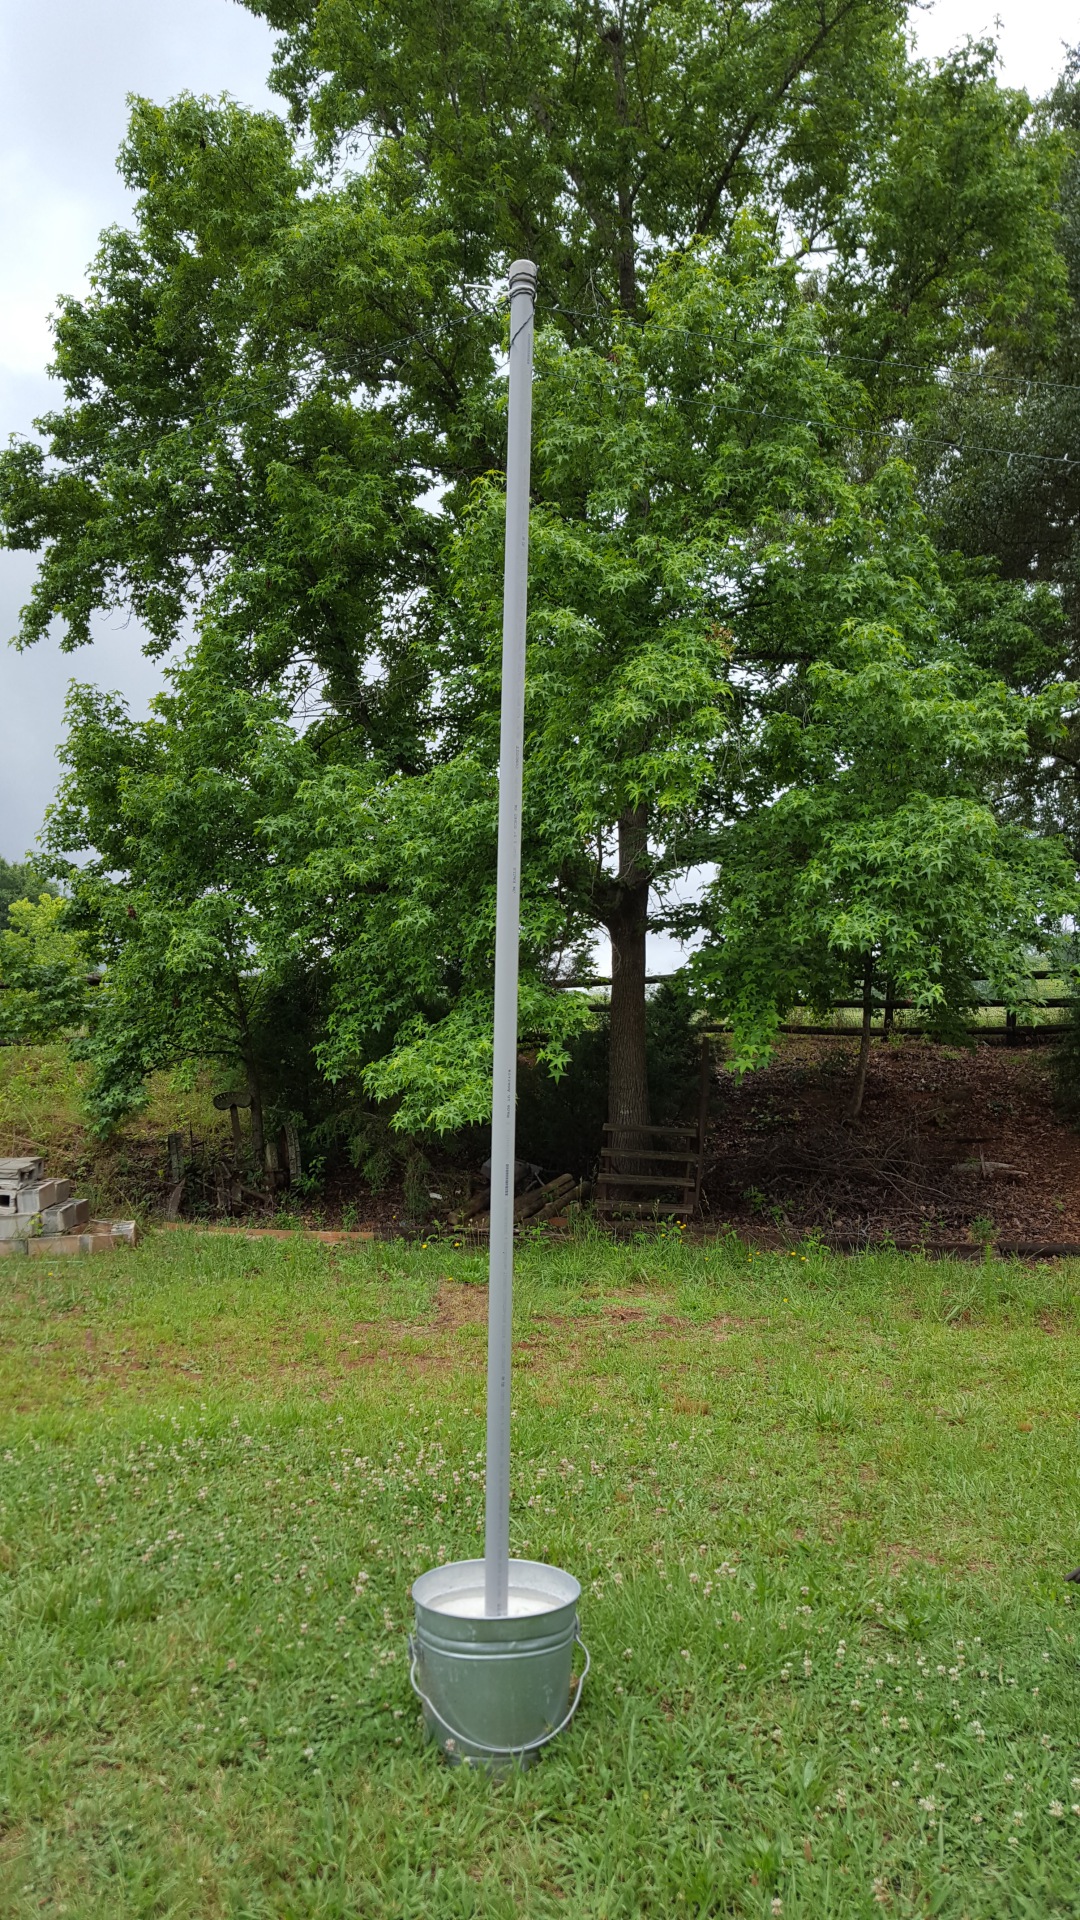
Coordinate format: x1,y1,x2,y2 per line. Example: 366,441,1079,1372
433,1278,488,1334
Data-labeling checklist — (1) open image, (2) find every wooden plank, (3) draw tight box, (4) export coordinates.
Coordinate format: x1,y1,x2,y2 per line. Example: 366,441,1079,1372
593,1200,693,1217
602,1122,698,1138
514,1174,575,1221
601,1148,698,1164
533,1179,590,1222
596,1173,697,1190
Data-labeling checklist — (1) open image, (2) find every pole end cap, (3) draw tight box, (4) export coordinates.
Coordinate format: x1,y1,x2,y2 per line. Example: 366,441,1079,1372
508,258,538,295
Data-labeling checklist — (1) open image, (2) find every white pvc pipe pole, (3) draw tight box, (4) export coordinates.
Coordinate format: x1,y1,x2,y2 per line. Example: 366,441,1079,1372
484,258,538,1617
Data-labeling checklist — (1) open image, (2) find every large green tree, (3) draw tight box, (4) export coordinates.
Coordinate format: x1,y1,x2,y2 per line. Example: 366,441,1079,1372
696,615,1076,1117
1,9,1074,1143
278,236,854,1132
254,0,910,313
40,649,315,1140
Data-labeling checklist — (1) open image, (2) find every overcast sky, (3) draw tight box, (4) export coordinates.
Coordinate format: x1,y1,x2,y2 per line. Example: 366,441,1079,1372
1,0,1076,868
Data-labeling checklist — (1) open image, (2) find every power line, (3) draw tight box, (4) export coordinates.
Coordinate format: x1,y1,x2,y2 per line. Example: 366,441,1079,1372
822,346,1080,400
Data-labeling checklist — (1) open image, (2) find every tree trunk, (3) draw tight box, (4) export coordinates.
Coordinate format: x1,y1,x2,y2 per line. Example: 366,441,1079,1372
845,955,875,1124
606,806,651,1135
601,23,637,315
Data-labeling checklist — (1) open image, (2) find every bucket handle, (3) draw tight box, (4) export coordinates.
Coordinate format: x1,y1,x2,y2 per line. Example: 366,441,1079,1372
408,1629,590,1759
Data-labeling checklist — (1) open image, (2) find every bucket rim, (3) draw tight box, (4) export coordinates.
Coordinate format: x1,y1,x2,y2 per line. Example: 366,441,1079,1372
412,1556,580,1617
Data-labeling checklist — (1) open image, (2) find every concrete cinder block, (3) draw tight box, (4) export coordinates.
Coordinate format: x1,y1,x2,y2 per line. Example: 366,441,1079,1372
41,1198,90,1234
0,1156,45,1187
86,1218,138,1245
18,1222,137,1257
17,1179,70,1212
0,1211,37,1240
16,1180,69,1213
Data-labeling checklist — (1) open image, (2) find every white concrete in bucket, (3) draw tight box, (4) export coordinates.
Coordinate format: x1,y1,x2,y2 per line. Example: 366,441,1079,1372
410,1559,588,1768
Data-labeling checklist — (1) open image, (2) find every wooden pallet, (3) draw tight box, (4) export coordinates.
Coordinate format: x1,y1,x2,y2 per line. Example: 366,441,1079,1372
593,1041,711,1220
594,1125,700,1217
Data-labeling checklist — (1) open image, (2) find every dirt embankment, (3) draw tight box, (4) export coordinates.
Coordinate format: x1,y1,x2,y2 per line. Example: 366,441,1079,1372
9,1036,1080,1246
702,1035,1080,1245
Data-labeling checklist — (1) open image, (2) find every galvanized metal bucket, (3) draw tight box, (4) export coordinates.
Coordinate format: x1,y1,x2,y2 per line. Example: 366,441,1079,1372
410,1558,587,1767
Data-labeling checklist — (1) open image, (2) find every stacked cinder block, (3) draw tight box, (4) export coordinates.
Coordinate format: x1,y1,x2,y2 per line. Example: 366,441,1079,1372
0,1157,90,1237
0,1157,136,1255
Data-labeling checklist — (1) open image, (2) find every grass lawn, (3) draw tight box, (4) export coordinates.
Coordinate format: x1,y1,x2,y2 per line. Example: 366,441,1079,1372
1,1231,1079,1918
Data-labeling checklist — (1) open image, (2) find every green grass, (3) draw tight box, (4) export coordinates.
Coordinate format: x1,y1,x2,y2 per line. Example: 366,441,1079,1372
2,1230,1080,1918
